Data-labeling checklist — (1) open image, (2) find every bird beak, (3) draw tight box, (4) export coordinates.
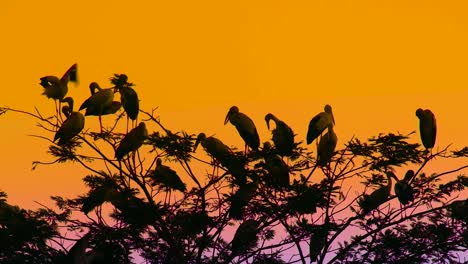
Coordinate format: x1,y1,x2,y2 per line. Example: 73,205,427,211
265,120,270,130
331,113,335,125
224,112,230,125
193,139,200,152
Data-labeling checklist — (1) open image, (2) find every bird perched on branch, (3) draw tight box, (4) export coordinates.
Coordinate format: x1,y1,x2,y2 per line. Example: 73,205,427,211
194,133,246,184
79,82,115,132
54,97,85,145
265,113,295,157
228,182,258,219
264,154,289,188
230,219,260,256
316,123,338,166
150,158,186,192
115,122,148,160
40,63,78,102
392,170,415,205
40,63,78,115
83,83,121,117
307,104,335,145
225,106,260,152
416,108,437,150
358,172,393,215
111,74,139,129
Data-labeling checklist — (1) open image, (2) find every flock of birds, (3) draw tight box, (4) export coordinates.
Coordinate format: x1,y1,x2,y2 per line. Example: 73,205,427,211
40,64,441,261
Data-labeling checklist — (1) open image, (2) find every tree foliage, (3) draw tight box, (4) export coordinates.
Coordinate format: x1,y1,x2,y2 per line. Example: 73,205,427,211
0,72,467,264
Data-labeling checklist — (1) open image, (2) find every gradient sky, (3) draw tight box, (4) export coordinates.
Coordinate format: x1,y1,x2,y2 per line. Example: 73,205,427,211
1,1,467,212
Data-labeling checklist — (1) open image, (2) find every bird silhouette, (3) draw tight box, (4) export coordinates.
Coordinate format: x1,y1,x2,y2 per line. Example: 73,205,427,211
194,133,246,184
40,63,78,114
316,123,338,166
83,83,121,116
150,158,186,192
264,154,289,188
309,224,330,263
54,97,85,145
115,122,148,160
358,172,393,215
225,106,260,152
265,113,295,157
40,63,78,101
228,182,258,219
307,104,335,145
230,219,260,256
392,170,415,205
79,82,115,132
111,74,139,129
416,108,437,150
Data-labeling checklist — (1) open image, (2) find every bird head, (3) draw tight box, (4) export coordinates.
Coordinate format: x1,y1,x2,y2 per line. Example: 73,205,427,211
324,104,335,125
194,133,206,152
224,106,239,125
156,158,162,166
265,113,274,130
403,170,415,182
61,97,74,111
61,105,71,118
415,108,424,119
89,82,101,94
137,122,148,139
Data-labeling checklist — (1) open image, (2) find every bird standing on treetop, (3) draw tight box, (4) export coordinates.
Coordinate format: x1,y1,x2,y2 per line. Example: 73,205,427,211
194,133,247,184
392,170,415,205
416,108,437,150
194,133,232,165
307,104,335,145
40,63,78,114
115,122,148,160
358,172,393,215
83,83,121,117
79,82,114,132
111,74,139,129
150,158,186,192
316,123,338,166
54,97,85,145
265,113,295,157
225,106,260,152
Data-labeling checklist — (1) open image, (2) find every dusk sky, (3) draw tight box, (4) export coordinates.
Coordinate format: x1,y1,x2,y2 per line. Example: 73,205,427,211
1,0,467,214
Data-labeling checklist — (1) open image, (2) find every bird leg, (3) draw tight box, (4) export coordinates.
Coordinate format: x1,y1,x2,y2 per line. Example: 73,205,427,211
99,115,103,133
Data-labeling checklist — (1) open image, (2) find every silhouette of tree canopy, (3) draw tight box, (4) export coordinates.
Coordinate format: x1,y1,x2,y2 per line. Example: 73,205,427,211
0,72,467,264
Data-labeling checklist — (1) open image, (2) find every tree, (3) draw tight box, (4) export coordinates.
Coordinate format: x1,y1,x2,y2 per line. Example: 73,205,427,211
0,73,467,264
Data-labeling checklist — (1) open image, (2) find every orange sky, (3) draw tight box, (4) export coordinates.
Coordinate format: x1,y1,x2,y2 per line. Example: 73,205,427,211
1,1,467,208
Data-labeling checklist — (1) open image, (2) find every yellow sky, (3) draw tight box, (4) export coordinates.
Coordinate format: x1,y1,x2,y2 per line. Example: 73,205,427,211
1,1,467,208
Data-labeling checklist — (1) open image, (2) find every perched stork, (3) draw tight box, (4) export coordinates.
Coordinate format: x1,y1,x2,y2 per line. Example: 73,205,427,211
194,133,246,184
111,74,139,129
228,182,258,219
115,122,148,160
264,154,289,188
150,158,186,192
449,199,468,222
358,172,393,215
307,104,335,145
84,83,121,116
265,113,295,157
316,123,338,166
54,97,85,145
40,63,78,114
79,82,114,132
225,106,260,152
416,108,437,150
391,170,415,205
309,225,330,263
230,219,260,256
